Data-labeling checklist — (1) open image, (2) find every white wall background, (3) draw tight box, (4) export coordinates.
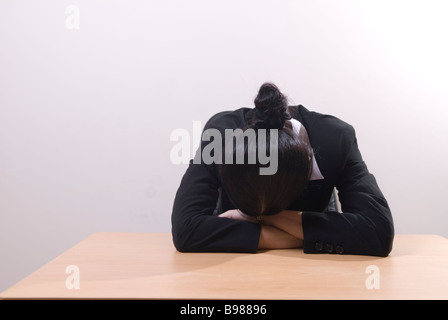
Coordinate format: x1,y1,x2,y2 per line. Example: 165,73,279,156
1,0,447,292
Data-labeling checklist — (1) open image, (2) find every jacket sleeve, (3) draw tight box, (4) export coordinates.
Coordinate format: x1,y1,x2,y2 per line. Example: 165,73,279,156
301,127,394,256
171,118,261,253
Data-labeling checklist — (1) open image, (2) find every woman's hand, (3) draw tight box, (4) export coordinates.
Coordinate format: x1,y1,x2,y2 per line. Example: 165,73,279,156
218,209,258,223
218,209,304,250
218,209,303,239
263,210,304,239
258,225,303,249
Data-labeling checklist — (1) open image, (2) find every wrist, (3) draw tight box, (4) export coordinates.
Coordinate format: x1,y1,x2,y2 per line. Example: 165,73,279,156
258,225,302,249
237,210,258,223
263,210,303,239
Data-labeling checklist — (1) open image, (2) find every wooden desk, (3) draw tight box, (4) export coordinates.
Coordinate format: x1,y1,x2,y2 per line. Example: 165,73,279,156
1,233,447,300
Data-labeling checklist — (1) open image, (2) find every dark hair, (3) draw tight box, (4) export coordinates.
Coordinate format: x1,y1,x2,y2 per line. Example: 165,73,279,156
220,83,312,217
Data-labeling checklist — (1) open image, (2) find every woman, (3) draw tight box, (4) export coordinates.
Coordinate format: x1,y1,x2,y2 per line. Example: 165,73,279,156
171,83,394,256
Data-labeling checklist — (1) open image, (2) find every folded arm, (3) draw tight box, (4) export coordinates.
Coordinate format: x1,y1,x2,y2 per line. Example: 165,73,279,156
301,129,394,256
218,209,303,249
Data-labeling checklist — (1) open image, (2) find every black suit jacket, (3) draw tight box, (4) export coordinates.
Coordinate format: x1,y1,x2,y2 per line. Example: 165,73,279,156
171,105,394,256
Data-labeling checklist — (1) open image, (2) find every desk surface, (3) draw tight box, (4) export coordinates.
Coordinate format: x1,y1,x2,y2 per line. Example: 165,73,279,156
1,233,448,299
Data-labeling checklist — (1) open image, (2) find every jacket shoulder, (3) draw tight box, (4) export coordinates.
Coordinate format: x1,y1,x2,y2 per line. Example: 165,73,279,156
204,108,250,131
294,105,355,136
293,105,357,181
293,105,356,154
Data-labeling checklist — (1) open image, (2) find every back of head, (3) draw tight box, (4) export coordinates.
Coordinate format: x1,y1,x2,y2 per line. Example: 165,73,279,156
220,83,312,217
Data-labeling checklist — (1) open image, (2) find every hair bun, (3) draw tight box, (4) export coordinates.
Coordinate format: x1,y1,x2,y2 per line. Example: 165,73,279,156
253,82,290,129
